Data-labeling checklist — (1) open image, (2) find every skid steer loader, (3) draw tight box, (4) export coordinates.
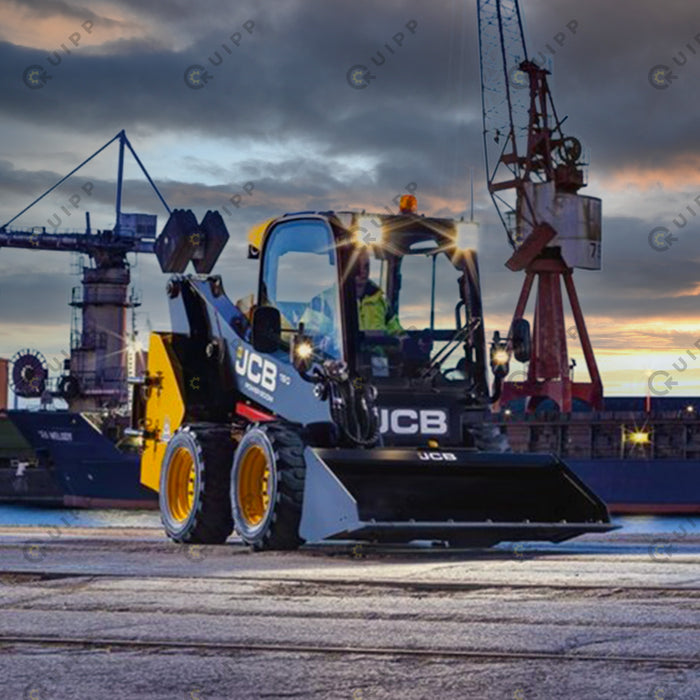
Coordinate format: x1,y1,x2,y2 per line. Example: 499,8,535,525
130,198,614,549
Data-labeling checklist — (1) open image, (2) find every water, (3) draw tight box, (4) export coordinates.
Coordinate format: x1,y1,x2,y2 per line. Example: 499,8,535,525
610,514,697,535
0,505,160,528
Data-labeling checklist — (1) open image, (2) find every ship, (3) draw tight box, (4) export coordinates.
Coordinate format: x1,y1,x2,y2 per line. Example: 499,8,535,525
1,410,152,508
489,396,700,515
0,131,165,508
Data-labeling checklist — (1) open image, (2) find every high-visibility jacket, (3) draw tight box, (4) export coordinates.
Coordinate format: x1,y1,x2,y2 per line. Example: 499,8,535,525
298,281,403,343
358,281,403,335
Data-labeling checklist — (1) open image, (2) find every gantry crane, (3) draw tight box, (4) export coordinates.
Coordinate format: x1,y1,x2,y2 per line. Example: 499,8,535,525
0,131,169,411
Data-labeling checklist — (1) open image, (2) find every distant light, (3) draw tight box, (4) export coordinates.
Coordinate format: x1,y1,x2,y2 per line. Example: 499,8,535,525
686,405,695,413
127,337,143,355
627,431,651,445
504,409,512,416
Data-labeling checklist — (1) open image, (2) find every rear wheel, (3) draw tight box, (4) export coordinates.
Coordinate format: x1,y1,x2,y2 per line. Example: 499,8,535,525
159,424,234,543
231,422,306,551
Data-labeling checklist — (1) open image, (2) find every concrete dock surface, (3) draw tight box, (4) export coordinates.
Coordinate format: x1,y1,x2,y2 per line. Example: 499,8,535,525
0,524,698,699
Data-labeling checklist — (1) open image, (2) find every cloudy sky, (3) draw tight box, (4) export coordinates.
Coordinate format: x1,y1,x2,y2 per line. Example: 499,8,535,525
1,0,699,399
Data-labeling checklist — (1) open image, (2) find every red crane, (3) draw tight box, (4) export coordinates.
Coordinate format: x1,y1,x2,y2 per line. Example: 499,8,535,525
477,0,603,412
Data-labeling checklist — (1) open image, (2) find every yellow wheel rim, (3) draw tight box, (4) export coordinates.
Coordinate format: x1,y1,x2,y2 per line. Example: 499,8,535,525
237,444,271,527
166,447,196,522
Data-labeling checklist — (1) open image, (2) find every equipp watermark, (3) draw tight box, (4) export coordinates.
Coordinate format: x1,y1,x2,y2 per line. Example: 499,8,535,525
509,19,579,89
22,20,95,90
45,182,94,229
354,182,418,243
221,181,255,217
184,20,256,89
21,510,81,563
648,31,700,90
648,517,697,561
647,337,700,396
346,20,418,90
648,193,700,252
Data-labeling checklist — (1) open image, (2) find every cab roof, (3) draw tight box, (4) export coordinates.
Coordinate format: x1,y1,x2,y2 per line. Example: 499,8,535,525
247,210,460,255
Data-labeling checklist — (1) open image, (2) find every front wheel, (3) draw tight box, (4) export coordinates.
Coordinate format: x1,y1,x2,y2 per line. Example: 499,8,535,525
159,424,234,544
231,422,306,551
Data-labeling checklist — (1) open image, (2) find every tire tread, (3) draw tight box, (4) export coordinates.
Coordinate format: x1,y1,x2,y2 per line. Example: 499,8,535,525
162,423,234,544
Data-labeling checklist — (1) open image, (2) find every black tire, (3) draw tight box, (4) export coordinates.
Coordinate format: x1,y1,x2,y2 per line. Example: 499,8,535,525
231,422,306,551
159,423,234,544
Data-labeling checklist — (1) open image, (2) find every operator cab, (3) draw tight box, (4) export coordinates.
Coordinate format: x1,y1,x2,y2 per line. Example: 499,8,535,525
348,213,481,388
247,200,489,398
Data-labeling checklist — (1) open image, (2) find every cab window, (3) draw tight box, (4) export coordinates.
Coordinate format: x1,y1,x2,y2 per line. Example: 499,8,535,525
261,219,343,361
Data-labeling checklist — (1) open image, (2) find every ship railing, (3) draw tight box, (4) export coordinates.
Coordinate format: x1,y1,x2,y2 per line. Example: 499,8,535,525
493,410,700,461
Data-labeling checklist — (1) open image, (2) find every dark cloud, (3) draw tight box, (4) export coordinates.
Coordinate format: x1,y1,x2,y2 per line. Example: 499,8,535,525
1,0,697,174
1,0,700,374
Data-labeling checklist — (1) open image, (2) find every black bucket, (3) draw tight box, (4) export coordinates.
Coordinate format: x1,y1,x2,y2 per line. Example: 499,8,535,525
299,447,614,545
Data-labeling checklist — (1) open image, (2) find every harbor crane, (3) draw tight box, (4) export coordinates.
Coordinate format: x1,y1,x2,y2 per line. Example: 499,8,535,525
0,130,168,411
477,0,603,411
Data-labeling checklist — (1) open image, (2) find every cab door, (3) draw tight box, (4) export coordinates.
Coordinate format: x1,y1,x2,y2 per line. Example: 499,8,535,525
259,217,344,362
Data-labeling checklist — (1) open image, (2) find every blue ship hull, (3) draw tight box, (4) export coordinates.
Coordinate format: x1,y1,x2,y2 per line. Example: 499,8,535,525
5,410,156,509
566,459,700,514
497,396,700,515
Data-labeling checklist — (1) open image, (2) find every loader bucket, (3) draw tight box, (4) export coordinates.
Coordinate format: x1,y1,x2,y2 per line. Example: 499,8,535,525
298,447,615,546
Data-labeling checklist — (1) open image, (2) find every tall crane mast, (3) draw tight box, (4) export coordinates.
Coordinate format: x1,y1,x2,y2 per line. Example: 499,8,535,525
477,0,603,412
0,130,169,411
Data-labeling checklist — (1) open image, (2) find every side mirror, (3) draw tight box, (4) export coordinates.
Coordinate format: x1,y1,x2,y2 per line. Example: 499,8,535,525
251,306,281,354
511,318,531,363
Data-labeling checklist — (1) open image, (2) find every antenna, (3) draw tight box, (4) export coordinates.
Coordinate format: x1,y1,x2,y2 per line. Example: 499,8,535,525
469,166,475,222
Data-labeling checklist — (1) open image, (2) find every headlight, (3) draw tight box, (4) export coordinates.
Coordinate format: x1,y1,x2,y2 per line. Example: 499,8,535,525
455,220,479,251
291,335,315,373
353,215,383,247
491,347,510,366
295,342,313,360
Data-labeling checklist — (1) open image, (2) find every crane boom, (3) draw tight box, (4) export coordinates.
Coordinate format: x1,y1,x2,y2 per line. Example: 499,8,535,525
0,229,155,266
477,0,588,252
477,0,529,246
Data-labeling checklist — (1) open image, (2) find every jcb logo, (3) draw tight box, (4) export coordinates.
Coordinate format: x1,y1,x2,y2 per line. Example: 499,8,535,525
235,347,277,392
379,409,448,435
418,451,457,461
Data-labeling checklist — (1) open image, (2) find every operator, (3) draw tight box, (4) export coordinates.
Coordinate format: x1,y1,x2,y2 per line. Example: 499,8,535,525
354,246,403,334
354,247,436,378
